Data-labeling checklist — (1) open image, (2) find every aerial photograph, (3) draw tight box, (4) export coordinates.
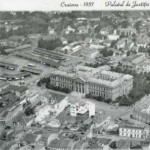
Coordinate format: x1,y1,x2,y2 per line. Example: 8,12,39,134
0,11,150,150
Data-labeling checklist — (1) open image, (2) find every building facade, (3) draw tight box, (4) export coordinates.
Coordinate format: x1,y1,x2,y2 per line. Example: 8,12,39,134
50,65,133,100
119,125,149,139
132,109,150,124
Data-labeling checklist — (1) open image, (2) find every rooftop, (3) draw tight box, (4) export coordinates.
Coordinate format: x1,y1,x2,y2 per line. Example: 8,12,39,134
20,66,42,75
0,61,18,68
119,124,145,130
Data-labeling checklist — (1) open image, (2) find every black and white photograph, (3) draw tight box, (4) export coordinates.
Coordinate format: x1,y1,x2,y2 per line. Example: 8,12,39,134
0,10,150,150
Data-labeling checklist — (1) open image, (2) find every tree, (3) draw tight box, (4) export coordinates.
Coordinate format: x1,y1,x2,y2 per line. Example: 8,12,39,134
134,20,142,32
121,20,129,28
127,51,130,56
101,48,114,57
105,98,112,103
109,141,117,149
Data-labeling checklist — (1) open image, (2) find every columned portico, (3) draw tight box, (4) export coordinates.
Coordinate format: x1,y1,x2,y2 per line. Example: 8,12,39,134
73,77,86,94
75,82,85,93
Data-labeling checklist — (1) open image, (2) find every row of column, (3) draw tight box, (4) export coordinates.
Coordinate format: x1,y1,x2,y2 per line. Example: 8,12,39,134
75,82,85,93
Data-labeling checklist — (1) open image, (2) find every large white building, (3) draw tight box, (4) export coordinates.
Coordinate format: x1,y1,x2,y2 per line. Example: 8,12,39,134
119,125,149,139
50,65,133,100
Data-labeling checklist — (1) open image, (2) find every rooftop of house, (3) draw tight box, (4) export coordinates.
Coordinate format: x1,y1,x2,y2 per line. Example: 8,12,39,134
0,110,9,118
119,124,145,130
23,133,38,144
13,112,33,125
0,72,31,79
122,54,147,64
48,138,71,149
21,66,43,74
116,38,133,46
0,61,18,68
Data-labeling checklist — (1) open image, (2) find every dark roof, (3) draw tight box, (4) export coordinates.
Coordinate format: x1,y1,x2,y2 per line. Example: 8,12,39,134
0,72,31,80
4,44,31,53
20,66,42,75
0,61,18,68
16,52,59,67
0,110,9,118
119,124,144,130
23,134,37,144
1,84,28,94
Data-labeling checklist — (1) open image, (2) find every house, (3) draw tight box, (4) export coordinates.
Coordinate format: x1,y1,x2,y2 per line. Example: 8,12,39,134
116,38,134,50
107,34,120,41
23,133,41,145
132,108,150,124
48,26,55,34
120,53,150,73
84,38,93,44
77,25,89,34
64,26,75,34
47,138,71,150
100,26,113,35
48,118,61,128
13,112,33,127
83,49,99,60
0,104,23,125
118,27,136,36
61,37,68,45
103,39,112,47
119,124,149,139
136,34,150,48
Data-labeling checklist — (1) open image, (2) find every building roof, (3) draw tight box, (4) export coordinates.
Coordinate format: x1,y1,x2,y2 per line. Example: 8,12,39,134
0,61,18,68
23,133,38,144
119,124,145,130
20,66,42,75
49,138,71,149
0,110,9,118
51,67,133,88
4,44,31,53
0,72,31,80
1,84,28,95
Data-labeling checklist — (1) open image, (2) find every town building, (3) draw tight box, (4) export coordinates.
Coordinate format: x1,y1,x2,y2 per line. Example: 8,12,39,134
0,104,23,125
50,65,133,100
116,38,134,50
107,35,120,41
120,53,150,73
118,27,136,36
48,26,55,34
132,106,150,124
119,125,149,139
69,100,95,118
0,61,18,70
